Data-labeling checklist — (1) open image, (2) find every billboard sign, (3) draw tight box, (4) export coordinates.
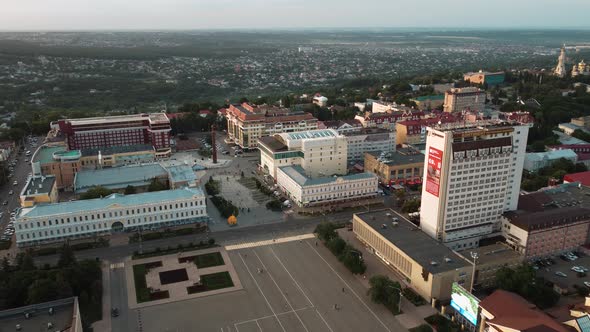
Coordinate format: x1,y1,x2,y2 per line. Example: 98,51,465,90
425,147,443,197
450,282,479,326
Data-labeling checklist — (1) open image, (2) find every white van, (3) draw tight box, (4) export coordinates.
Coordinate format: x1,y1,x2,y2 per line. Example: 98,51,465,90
25,150,31,156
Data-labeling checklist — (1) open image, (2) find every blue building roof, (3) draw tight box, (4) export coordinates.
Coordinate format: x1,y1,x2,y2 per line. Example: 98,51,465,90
278,165,376,187
18,187,204,219
167,165,198,184
74,163,168,193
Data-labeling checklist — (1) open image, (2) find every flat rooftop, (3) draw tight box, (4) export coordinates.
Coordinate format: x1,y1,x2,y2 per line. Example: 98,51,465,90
280,129,338,142
33,145,68,164
18,187,204,219
80,144,154,157
458,243,522,266
355,209,470,274
65,113,169,126
0,297,78,332
366,149,424,166
167,164,198,184
22,176,56,196
74,163,167,193
278,165,376,187
257,136,288,153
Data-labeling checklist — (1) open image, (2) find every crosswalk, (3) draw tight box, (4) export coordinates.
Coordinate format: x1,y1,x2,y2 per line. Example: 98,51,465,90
225,233,316,251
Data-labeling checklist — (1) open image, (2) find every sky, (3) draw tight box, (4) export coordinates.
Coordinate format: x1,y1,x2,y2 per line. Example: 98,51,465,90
1,0,590,31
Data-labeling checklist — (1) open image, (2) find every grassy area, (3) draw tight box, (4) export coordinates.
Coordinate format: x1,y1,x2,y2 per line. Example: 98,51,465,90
132,239,217,259
132,262,170,303
187,271,234,294
128,225,208,243
194,252,225,269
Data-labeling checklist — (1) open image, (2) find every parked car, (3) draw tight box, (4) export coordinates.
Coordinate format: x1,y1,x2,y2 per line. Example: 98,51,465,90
572,266,585,273
555,271,568,278
584,281,590,288
8,190,13,195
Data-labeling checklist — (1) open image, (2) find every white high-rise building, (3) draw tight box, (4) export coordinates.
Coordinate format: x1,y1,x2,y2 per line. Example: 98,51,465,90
420,122,529,250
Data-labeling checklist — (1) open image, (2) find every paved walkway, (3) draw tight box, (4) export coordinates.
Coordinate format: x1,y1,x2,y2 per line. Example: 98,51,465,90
338,229,437,329
126,247,242,309
225,233,316,250
91,261,112,332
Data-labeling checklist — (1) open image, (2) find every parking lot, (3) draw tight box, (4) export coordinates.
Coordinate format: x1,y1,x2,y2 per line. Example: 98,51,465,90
534,251,590,290
127,239,405,332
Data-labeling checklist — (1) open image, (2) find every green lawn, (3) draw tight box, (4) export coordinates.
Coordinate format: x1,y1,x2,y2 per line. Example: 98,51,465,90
194,252,225,269
187,271,234,294
133,262,169,303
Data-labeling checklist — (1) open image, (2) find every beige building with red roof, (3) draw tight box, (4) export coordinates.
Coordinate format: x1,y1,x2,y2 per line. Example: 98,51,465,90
226,103,318,149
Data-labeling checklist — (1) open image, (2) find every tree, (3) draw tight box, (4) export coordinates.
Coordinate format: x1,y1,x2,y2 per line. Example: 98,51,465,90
18,252,35,271
368,275,401,314
58,243,77,268
401,199,421,213
496,264,559,309
27,278,59,304
80,186,113,200
124,185,137,195
314,222,338,242
326,236,346,256
148,178,167,192
340,247,366,274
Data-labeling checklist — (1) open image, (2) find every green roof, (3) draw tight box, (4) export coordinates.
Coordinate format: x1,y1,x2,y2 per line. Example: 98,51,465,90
33,145,68,164
74,163,168,193
167,165,198,184
18,187,204,219
278,165,376,187
412,95,444,102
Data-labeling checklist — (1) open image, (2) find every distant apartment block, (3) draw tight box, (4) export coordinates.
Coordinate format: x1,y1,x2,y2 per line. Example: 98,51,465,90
312,94,328,107
354,110,424,130
524,149,578,172
364,149,424,187
258,129,347,179
15,187,207,247
226,103,318,149
55,113,172,152
443,87,485,113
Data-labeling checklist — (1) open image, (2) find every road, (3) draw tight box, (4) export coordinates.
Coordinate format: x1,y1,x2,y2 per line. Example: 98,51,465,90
0,137,39,246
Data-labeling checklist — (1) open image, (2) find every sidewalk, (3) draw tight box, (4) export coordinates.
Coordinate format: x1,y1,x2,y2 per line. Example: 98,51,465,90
338,229,437,329
91,261,112,332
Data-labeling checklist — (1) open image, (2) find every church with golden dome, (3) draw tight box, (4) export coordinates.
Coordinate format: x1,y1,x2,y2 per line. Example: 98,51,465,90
572,60,590,77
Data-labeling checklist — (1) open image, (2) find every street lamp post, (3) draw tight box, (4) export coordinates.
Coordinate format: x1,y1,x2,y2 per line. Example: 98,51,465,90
470,251,478,293
387,284,403,314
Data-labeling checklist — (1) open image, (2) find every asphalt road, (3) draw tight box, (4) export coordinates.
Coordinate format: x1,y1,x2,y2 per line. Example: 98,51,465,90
0,137,39,241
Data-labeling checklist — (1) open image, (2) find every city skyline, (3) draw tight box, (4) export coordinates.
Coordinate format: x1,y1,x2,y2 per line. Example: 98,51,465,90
2,0,590,31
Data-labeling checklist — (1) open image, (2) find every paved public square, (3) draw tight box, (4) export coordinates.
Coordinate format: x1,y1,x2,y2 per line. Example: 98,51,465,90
133,239,406,332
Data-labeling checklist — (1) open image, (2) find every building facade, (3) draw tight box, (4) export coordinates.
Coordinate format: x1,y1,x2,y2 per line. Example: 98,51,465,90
443,87,485,113
572,60,590,77
420,122,529,250
56,113,171,151
276,165,378,207
343,128,395,162
226,103,318,149
32,145,81,190
502,207,590,259
258,129,347,179
354,110,424,130
14,187,207,247
411,95,445,111
554,45,567,78
364,149,425,187
353,209,472,302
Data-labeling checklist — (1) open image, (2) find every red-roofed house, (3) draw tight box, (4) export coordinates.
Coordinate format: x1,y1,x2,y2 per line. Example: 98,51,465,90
564,171,590,187
199,110,213,118
479,290,569,332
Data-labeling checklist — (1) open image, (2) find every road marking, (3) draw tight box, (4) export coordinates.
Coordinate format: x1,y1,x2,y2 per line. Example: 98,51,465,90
225,233,315,250
269,245,335,332
253,249,309,332
238,253,287,332
109,262,124,269
306,242,392,332
256,320,263,332
315,309,335,332
269,246,313,306
234,307,310,328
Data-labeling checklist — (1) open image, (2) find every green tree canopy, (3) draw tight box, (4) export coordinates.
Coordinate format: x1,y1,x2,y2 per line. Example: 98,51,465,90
80,186,113,200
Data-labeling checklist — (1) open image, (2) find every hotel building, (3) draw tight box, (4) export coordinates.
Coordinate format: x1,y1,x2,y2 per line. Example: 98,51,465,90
225,103,318,149
14,187,207,247
420,122,529,249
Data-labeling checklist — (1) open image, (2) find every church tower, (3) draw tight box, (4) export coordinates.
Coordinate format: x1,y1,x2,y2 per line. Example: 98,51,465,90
554,44,567,78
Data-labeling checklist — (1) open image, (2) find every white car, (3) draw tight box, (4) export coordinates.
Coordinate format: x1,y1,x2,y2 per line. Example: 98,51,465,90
555,271,568,277
8,190,13,195
584,282,590,288
572,266,585,273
